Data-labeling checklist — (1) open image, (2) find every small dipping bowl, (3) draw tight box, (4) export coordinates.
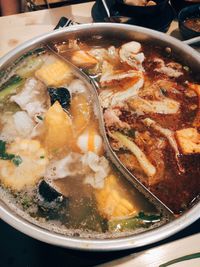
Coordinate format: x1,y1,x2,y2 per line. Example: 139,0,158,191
178,4,200,39
115,0,168,17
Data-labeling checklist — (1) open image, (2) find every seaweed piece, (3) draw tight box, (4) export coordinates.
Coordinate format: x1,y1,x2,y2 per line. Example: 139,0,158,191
38,180,63,202
48,87,71,109
37,180,68,221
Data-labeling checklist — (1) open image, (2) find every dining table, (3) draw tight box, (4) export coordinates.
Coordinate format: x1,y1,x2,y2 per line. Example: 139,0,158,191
0,2,200,266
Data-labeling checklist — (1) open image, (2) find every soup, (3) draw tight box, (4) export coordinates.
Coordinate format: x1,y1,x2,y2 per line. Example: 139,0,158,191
0,35,199,238
0,46,160,237
55,36,200,214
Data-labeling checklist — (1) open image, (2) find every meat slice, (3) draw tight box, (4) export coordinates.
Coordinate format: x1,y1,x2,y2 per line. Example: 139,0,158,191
119,41,145,71
128,96,180,114
111,131,156,177
99,66,144,108
104,108,130,130
11,78,50,121
154,58,183,78
142,118,184,173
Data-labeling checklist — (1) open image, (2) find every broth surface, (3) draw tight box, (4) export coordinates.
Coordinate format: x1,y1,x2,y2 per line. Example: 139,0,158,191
56,37,200,214
0,45,160,237
0,35,199,238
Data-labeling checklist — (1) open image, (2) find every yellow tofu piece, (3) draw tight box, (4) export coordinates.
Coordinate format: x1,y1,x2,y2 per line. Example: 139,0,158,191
44,101,73,155
70,94,91,136
35,60,73,86
176,128,200,154
188,82,200,96
95,174,138,220
187,83,200,127
71,50,97,68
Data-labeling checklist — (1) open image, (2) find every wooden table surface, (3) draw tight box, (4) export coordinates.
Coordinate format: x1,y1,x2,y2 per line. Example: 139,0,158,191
0,2,183,57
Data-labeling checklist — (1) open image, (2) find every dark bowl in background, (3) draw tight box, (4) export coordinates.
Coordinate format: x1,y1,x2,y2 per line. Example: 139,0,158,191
92,0,174,33
171,0,200,15
178,4,200,39
115,0,168,17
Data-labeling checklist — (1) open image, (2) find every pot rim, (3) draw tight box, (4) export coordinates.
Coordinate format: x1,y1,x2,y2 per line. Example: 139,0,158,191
0,23,199,251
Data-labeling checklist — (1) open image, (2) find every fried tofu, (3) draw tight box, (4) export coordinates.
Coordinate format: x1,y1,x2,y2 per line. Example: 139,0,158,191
44,101,73,155
176,128,200,154
187,82,200,127
35,60,73,86
95,174,138,220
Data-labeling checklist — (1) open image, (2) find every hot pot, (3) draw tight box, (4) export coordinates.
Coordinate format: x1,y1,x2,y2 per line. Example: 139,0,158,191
0,23,199,251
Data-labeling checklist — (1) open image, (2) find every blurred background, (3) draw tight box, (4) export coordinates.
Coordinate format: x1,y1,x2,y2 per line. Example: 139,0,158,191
0,0,200,16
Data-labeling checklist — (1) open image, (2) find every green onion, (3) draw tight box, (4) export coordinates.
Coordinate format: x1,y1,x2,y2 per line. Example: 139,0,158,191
0,140,22,166
12,155,23,166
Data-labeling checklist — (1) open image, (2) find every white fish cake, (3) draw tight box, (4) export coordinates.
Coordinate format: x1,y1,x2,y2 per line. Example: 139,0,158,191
0,139,48,191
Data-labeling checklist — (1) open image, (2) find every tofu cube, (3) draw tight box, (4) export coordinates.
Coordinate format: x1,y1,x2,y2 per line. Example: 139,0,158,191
176,128,200,154
35,60,72,86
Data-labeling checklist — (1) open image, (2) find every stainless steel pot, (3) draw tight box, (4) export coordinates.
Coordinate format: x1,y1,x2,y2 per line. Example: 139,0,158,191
0,23,199,251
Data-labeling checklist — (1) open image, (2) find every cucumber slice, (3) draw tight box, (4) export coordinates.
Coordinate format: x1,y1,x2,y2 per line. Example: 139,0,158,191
0,75,24,101
16,57,43,78
108,216,145,232
108,212,161,232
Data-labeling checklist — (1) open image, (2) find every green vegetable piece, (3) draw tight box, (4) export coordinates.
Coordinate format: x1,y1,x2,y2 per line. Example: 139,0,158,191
108,212,161,232
21,195,32,209
108,216,145,232
0,140,22,166
16,57,43,78
0,140,6,155
14,47,46,65
12,155,23,166
0,140,15,160
160,253,200,267
0,70,5,79
0,75,24,101
0,153,15,160
137,212,161,222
